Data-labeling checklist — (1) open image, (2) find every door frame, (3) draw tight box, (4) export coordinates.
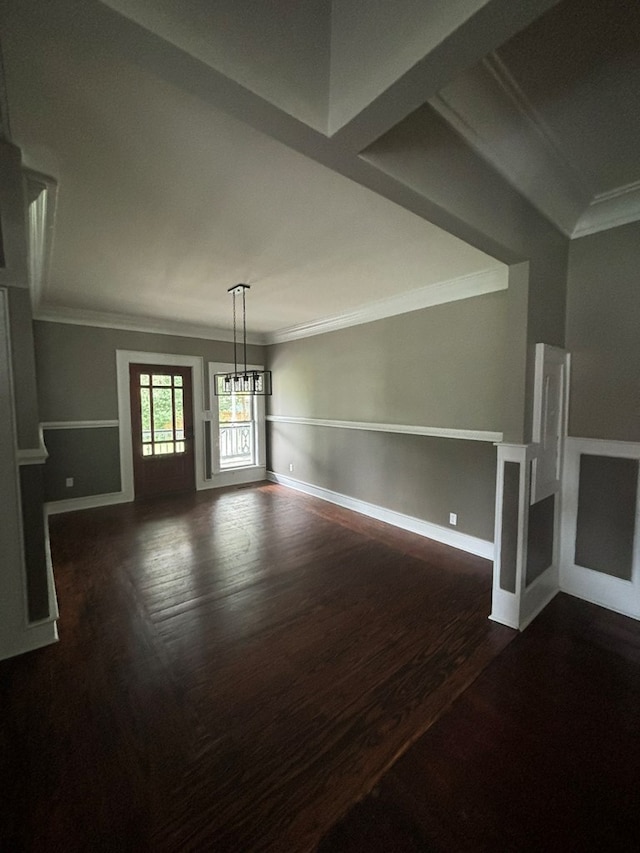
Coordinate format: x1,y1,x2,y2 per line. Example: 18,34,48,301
116,350,206,502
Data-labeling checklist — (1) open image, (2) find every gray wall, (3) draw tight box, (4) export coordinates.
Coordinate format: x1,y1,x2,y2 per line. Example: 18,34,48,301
564,222,640,585
43,427,121,501
269,423,498,541
566,221,640,442
267,290,506,541
8,287,41,449
34,320,265,501
34,321,265,419
269,291,506,428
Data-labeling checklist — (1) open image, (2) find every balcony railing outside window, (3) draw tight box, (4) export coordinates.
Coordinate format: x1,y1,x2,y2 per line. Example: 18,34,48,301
220,421,254,469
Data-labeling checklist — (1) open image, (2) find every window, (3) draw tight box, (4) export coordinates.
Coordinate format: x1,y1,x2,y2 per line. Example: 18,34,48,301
209,363,266,479
216,380,256,469
139,372,186,457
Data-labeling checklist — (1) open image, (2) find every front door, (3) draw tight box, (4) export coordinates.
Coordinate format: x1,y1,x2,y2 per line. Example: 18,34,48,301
129,364,195,499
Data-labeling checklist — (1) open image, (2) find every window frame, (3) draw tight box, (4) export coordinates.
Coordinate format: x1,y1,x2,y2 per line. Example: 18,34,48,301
208,362,266,482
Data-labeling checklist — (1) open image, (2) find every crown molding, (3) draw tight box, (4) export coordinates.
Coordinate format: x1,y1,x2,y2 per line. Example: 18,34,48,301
24,169,58,311
33,303,267,345
573,179,640,238
429,55,591,238
266,267,507,344
482,54,594,199
33,267,506,349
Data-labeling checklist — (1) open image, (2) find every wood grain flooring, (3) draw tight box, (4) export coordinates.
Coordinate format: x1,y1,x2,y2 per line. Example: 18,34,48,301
0,484,514,852
320,592,640,853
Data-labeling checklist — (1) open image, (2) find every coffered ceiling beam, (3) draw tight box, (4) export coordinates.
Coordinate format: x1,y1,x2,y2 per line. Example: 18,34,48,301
328,0,562,155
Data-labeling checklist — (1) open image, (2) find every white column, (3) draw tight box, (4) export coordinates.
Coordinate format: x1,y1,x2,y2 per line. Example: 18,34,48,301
491,441,560,630
0,288,58,660
0,288,30,659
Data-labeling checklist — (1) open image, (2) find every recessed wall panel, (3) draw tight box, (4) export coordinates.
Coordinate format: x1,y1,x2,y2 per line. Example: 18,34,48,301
20,465,49,621
43,427,121,502
526,494,554,586
500,461,520,593
575,454,638,580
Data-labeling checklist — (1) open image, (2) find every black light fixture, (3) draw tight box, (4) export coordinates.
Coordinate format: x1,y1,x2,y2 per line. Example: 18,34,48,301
214,284,272,396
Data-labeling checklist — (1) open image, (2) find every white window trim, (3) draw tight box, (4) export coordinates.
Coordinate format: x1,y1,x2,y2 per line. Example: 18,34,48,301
208,362,266,488
116,350,207,501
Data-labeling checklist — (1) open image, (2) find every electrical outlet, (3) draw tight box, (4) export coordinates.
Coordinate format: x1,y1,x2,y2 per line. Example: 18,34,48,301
449,512,457,526
65,477,74,488
288,463,294,472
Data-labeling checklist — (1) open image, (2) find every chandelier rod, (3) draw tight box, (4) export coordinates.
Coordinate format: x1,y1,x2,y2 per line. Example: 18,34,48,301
232,286,238,375
242,284,248,374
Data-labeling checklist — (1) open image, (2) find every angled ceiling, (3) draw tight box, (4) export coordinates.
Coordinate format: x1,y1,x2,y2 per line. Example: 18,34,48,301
430,0,640,237
1,0,637,339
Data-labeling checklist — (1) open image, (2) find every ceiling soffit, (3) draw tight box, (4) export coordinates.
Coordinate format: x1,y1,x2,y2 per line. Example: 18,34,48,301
97,0,562,150
429,0,640,238
431,55,640,238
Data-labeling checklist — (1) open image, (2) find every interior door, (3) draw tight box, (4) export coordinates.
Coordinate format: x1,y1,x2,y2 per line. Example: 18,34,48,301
129,364,195,499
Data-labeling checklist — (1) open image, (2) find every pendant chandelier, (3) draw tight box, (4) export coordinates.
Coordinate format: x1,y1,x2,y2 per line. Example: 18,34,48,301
214,284,272,396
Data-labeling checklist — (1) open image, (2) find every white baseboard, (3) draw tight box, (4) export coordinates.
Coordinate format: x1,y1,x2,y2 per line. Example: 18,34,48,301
43,514,59,621
199,467,267,491
0,619,58,663
267,471,494,560
488,592,519,630
46,490,129,515
560,576,640,621
489,573,559,632
46,471,270,512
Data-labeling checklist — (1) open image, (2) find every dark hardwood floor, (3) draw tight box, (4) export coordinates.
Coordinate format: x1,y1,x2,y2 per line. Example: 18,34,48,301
0,484,513,852
320,593,640,853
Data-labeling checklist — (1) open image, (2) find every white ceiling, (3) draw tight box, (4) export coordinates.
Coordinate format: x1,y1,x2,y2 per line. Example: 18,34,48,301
1,0,638,339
